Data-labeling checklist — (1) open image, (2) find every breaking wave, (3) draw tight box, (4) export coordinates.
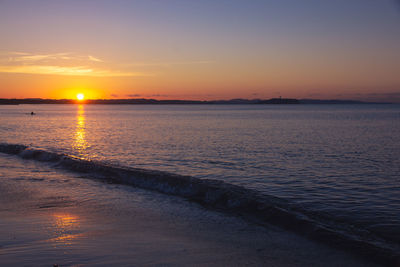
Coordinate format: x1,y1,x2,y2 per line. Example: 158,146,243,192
0,143,398,265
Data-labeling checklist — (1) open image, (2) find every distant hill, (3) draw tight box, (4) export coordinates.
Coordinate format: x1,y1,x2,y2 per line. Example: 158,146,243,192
0,98,391,105
257,98,299,104
0,98,297,105
300,99,373,104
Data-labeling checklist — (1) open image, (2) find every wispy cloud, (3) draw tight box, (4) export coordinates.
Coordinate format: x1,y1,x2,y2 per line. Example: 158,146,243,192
125,93,172,98
88,55,103,62
126,94,142,97
0,52,148,77
5,52,71,62
0,65,142,77
0,51,212,77
150,94,170,97
126,60,215,67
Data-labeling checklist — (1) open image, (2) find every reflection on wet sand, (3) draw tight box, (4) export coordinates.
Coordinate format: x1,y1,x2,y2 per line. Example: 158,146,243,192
50,213,82,245
73,104,89,158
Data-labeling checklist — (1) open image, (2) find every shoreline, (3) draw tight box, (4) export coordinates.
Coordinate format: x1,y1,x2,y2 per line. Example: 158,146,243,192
0,153,380,266
1,143,398,265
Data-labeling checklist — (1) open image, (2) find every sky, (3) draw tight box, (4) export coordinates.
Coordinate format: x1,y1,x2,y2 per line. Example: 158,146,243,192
0,0,399,101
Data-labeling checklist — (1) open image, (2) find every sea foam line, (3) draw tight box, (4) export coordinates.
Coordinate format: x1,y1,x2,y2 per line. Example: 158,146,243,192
0,143,398,265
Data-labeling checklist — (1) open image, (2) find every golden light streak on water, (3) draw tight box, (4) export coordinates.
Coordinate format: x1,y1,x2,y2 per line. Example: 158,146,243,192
73,104,89,158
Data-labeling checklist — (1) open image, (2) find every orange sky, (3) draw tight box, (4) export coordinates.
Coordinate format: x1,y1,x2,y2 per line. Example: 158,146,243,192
0,1,399,102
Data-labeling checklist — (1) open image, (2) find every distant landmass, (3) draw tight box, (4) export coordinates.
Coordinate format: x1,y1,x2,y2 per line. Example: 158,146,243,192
298,99,390,104
0,98,391,105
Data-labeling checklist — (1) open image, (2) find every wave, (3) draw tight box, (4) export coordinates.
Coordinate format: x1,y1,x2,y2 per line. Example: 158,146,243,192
0,142,398,265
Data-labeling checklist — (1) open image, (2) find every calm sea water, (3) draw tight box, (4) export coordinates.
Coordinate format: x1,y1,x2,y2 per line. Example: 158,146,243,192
1,104,399,244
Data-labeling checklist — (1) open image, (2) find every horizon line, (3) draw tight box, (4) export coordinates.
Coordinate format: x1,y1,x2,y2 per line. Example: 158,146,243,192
0,97,394,104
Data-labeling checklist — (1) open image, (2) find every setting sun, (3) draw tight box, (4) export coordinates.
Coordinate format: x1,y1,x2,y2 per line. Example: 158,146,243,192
77,93,84,100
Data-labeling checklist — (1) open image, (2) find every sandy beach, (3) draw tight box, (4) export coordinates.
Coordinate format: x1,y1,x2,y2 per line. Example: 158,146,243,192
0,154,377,266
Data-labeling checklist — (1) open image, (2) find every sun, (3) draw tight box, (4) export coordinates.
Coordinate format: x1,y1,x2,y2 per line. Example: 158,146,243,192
77,93,84,101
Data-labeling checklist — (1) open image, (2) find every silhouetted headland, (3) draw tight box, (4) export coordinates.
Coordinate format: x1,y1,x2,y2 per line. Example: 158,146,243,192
0,98,390,105
299,99,391,104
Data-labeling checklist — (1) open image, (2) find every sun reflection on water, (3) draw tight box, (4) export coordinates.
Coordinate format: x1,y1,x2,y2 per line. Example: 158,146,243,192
73,104,89,158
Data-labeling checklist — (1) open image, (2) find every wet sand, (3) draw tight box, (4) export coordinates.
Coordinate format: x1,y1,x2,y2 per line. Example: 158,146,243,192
0,154,377,266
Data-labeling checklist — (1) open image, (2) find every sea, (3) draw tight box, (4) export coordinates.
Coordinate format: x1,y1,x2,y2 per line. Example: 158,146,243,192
1,103,399,262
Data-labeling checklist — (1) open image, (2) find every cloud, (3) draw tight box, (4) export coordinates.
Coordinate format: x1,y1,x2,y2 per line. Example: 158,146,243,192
0,65,144,77
0,52,212,77
0,51,149,77
126,93,171,98
88,55,103,62
7,52,30,55
126,94,142,97
5,52,71,62
126,60,215,67
150,94,170,97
